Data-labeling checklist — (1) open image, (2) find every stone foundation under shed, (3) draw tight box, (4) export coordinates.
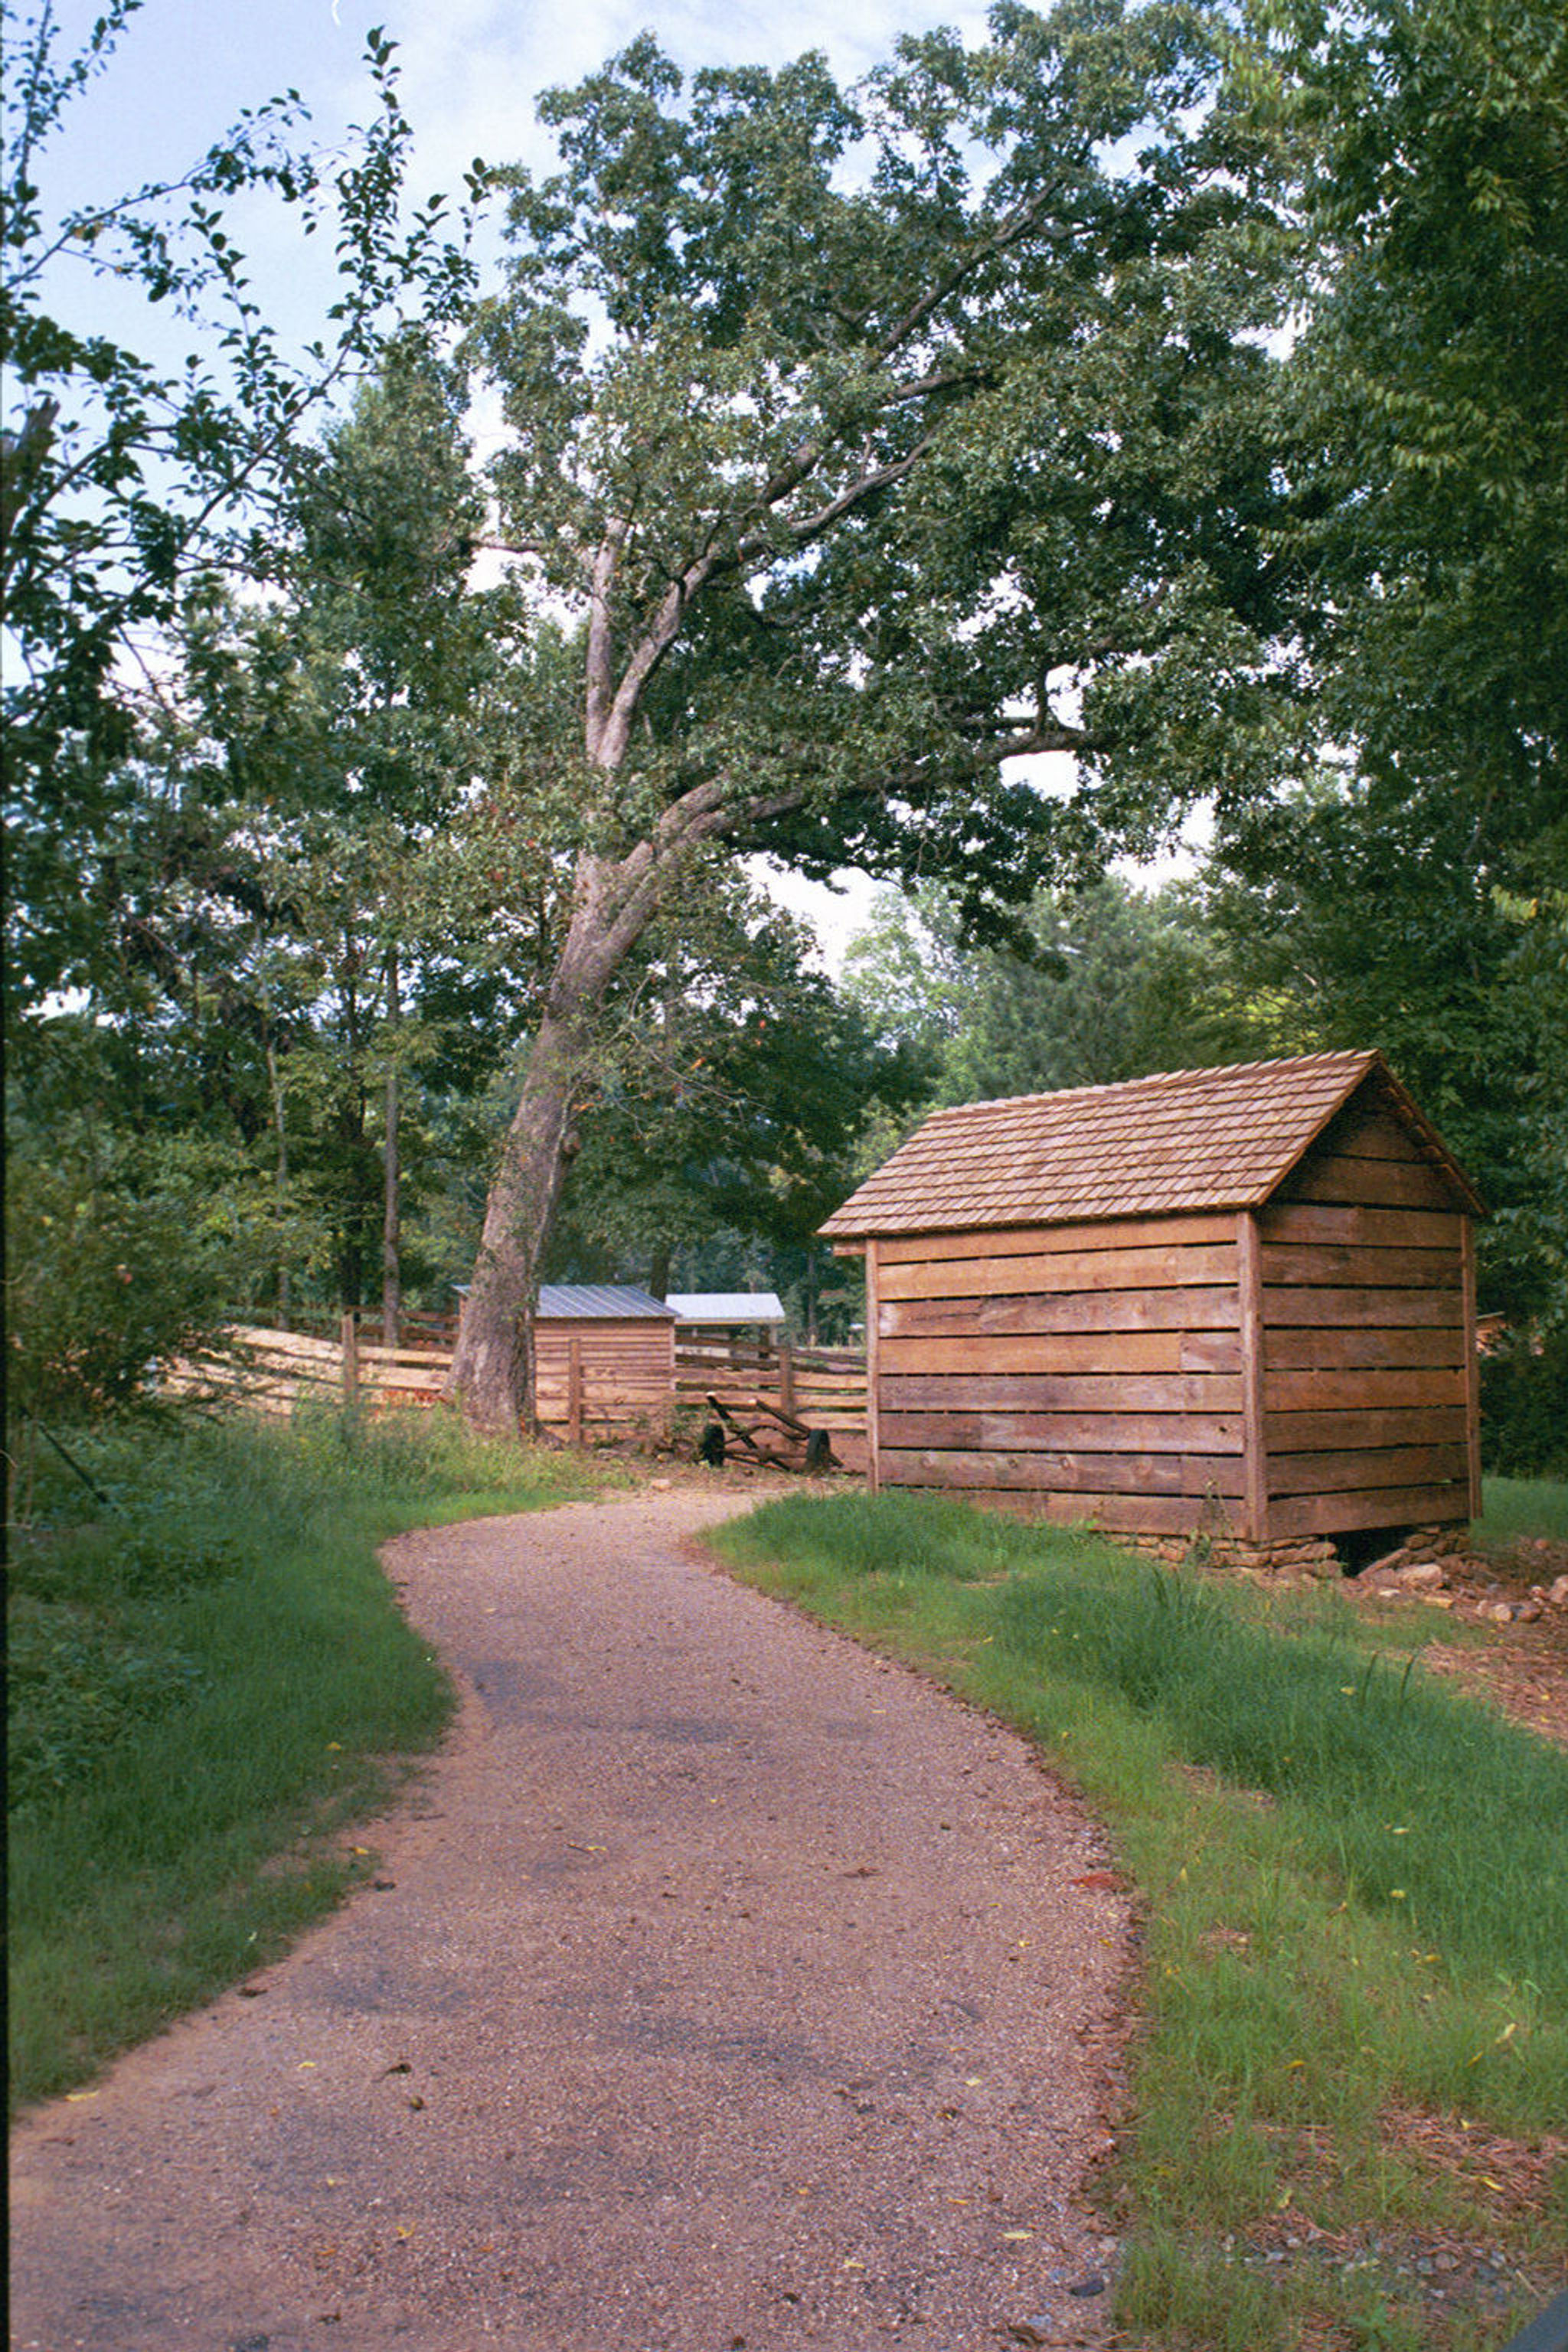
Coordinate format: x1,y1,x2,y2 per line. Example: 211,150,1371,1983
1111,1521,1471,1580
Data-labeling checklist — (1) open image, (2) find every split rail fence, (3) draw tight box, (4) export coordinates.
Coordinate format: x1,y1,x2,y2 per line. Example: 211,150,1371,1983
168,1320,868,1461
164,1321,452,1417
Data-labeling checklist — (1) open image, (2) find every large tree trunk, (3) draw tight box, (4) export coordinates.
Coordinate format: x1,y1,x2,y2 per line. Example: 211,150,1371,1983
446,797,746,1432
446,992,594,1432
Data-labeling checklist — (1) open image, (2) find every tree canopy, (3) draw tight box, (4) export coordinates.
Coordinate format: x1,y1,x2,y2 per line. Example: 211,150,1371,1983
2,0,478,1022
5,0,1562,1460
447,0,1300,1426
1249,0,1566,864
1207,0,1568,1340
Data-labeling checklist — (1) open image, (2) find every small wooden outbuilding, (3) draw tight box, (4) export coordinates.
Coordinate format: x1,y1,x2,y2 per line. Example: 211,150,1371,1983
534,1284,676,1440
820,1052,1485,1557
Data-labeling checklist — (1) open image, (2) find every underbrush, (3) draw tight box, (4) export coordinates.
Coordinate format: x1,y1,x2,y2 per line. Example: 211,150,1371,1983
714,1488,1568,2352
7,1406,593,2112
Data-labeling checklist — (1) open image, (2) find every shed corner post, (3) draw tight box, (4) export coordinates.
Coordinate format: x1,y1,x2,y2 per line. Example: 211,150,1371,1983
1461,1217,1483,1522
567,1334,583,1448
1236,1211,1268,1545
865,1238,881,1496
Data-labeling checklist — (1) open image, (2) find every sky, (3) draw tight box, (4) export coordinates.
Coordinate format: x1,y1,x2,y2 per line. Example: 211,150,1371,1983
25,0,1185,967
43,0,997,194
36,0,997,338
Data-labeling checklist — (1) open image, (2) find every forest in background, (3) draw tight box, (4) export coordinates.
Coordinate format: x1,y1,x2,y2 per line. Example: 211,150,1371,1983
5,0,1564,1465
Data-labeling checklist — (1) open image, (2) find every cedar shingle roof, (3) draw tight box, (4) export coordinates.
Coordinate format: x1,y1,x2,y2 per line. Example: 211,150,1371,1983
821,1051,1479,1238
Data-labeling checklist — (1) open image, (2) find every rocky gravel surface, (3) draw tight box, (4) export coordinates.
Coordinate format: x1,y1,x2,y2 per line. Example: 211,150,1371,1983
10,1483,1131,2352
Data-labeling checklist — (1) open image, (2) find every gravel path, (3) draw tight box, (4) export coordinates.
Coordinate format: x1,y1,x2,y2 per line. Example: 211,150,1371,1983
9,1483,1131,2352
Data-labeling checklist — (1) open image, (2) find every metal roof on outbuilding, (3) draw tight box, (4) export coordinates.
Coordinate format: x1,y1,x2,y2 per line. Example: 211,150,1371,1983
821,1050,1482,1239
666,1292,786,1325
537,1285,676,1320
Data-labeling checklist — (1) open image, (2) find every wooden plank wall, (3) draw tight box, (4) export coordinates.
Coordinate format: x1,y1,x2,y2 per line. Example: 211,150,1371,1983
1259,1099,1472,1537
873,1214,1246,1534
534,1321,675,1438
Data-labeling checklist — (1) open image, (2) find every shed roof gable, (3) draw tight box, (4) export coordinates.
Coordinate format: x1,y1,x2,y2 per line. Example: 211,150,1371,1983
821,1051,1481,1240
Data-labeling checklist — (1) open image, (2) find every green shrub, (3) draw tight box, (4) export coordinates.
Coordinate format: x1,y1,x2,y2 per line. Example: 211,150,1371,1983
3,1116,282,1424
1480,1322,1568,1477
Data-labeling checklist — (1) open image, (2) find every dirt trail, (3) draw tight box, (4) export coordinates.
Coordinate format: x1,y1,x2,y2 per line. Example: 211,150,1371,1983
9,1484,1130,2351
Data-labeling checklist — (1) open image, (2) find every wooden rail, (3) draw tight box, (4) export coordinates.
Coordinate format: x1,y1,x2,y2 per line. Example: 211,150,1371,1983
168,1323,871,1461
163,1322,453,1416
675,1338,868,1465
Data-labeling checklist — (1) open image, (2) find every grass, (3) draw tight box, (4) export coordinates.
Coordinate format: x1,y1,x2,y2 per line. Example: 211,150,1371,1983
711,1484,1568,2352
6,1403,595,2114
1472,1477,1568,1550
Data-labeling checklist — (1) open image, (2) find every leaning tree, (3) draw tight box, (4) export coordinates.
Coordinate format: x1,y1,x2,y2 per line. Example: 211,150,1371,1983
448,1,1299,1429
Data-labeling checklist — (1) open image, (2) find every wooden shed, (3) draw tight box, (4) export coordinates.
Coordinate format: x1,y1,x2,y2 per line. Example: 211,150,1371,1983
534,1284,676,1440
820,1052,1485,1556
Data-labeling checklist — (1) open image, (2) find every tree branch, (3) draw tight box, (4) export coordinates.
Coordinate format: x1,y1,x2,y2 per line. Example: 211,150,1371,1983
585,516,627,761
776,429,942,551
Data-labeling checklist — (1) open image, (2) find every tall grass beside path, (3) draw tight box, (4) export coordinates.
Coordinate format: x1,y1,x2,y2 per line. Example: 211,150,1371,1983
712,1488,1568,2352
8,1406,595,2114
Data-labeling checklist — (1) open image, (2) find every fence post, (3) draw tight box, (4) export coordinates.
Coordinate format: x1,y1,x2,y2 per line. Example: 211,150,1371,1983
778,1341,795,1421
567,1335,583,1447
341,1311,360,1415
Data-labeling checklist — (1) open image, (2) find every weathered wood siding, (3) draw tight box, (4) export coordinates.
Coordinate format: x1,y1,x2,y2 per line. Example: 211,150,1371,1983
534,1320,675,1438
1258,1100,1473,1537
873,1214,1247,1534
